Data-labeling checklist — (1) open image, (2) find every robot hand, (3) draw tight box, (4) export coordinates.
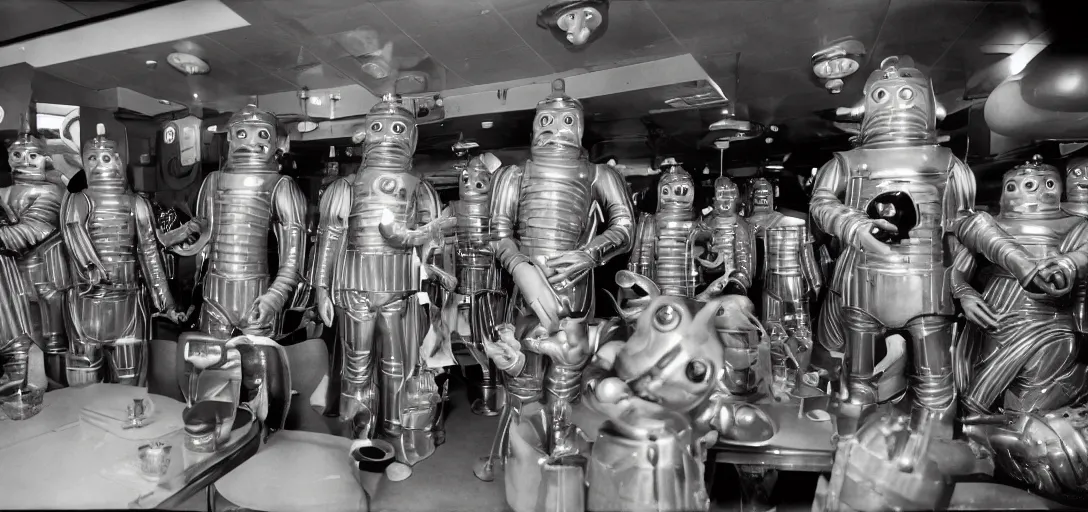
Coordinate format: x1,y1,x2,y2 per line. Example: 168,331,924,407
155,305,194,324
960,295,1006,330
855,219,902,258
484,324,523,372
544,250,595,288
315,288,334,327
245,293,279,329
1031,255,1078,297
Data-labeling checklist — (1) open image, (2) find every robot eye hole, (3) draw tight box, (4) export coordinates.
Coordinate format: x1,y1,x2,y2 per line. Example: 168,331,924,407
567,12,577,20
11,151,21,159
539,114,553,127
475,182,484,189
898,87,914,100
872,88,889,103
1046,179,1056,189
674,186,684,195
1024,179,1037,191
652,305,681,332
1005,182,1016,192
258,129,270,140
563,115,575,126
102,155,111,164
28,152,39,160
392,122,406,134
235,129,247,139
685,360,709,384
370,122,383,132
661,187,669,195
88,155,98,162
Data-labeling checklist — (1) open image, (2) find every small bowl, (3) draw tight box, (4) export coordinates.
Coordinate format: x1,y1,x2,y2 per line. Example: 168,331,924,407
0,385,44,421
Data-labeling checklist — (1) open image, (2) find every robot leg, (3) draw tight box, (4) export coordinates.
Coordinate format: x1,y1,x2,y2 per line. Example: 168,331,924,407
64,291,103,387
544,316,592,457
105,293,148,386
904,314,956,440
376,298,409,438
836,306,885,436
337,302,379,439
470,291,504,416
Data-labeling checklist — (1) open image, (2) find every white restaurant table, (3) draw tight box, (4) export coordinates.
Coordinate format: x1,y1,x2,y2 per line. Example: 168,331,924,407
0,383,259,510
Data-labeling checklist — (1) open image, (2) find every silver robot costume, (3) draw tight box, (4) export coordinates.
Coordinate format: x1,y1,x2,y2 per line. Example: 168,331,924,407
448,153,508,416
626,161,709,300
61,124,186,386
160,104,303,451
3,115,72,386
313,94,452,467
481,79,634,493
696,176,756,299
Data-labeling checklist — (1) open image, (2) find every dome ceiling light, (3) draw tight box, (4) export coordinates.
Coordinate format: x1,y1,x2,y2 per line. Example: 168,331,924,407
812,39,866,94
167,52,210,76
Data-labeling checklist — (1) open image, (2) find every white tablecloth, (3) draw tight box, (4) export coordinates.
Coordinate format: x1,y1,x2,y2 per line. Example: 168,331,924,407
0,384,187,510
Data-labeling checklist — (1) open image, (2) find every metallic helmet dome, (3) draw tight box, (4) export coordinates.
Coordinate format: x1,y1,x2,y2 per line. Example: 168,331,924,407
8,113,46,154
370,93,415,119
1006,154,1060,179
82,123,118,154
536,78,583,113
228,104,278,128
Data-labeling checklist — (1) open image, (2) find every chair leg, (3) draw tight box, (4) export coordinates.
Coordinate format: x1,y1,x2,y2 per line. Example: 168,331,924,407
206,484,215,512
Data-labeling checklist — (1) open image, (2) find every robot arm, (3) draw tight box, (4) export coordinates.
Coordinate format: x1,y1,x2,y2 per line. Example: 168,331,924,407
809,156,870,248
58,192,102,277
134,195,178,313
627,213,654,277
378,179,454,249
313,178,352,293
585,164,635,266
159,173,215,257
950,244,982,302
0,188,61,254
799,222,823,296
734,218,758,293
489,164,529,272
265,177,308,312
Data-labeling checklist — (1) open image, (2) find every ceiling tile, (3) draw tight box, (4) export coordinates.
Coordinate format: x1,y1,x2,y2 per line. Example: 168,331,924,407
0,0,85,44
273,64,356,91
261,0,364,21
373,0,494,36
219,0,281,26
39,62,119,91
497,1,680,73
205,26,301,60
295,3,391,37
410,10,525,63
664,0,889,75
935,1,1048,71
444,45,552,85
59,0,156,18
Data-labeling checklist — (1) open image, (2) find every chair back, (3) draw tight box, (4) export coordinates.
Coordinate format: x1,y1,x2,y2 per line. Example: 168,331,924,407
147,339,184,402
282,338,331,434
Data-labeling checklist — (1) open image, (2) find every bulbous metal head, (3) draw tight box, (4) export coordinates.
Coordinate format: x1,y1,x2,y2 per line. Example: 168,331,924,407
227,105,285,169
532,79,584,153
1066,156,1088,204
355,95,417,168
555,6,603,46
856,56,945,147
748,177,775,213
1001,155,1062,216
713,176,739,215
82,124,126,190
657,166,695,212
7,114,49,182
460,152,500,198
615,295,726,413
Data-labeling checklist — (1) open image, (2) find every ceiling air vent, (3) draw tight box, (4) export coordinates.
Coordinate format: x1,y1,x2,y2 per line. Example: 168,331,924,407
665,92,727,109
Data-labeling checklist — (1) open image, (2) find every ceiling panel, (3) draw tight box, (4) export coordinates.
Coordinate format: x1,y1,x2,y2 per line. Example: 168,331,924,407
444,44,552,85
373,0,497,36
0,0,86,44
408,10,528,65
493,0,682,73
868,0,988,68
39,61,120,91
935,0,1048,71
59,0,156,18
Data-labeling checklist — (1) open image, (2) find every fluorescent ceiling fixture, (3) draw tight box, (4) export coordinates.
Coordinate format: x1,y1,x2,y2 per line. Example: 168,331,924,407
297,121,319,133
0,0,248,68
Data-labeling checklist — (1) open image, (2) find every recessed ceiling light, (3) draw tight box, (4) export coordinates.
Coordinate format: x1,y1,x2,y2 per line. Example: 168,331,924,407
145,60,158,69
206,125,217,132
481,121,494,129
297,121,319,133
158,99,171,105
193,93,199,99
